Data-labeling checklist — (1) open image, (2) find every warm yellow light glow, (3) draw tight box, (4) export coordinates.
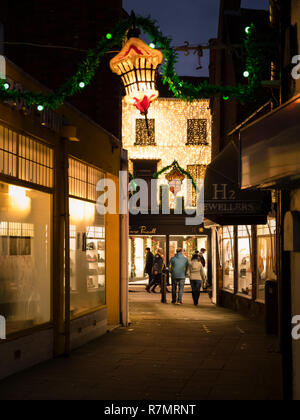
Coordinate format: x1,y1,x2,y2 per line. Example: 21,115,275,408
123,98,211,167
69,198,95,223
9,185,31,212
123,98,212,208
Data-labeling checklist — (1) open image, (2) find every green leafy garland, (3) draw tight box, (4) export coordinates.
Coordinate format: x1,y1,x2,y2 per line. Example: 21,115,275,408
0,16,260,109
153,160,198,191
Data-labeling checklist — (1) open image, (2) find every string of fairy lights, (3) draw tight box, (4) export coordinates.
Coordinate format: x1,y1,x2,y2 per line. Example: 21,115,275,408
0,14,262,111
123,98,212,193
124,100,211,146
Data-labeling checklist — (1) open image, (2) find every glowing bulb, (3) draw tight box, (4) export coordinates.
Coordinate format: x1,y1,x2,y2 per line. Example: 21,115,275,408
3,82,10,90
37,105,44,112
245,26,251,34
149,43,156,49
223,96,229,101
9,185,31,212
79,82,85,88
243,71,250,78
106,33,112,40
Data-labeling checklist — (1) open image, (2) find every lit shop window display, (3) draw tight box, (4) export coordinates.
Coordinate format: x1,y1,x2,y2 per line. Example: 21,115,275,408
69,198,106,317
257,218,277,301
129,236,166,280
222,226,235,291
237,225,253,297
169,236,207,262
0,182,51,334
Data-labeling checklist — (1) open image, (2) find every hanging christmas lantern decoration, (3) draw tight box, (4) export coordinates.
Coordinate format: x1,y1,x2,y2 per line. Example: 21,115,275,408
165,167,185,195
110,33,163,118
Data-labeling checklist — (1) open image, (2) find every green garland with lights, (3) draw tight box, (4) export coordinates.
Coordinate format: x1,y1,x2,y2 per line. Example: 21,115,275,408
153,160,198,191
0,16,261,110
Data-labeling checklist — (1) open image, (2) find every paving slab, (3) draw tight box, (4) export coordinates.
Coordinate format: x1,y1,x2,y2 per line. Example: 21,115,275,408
0,286,283,400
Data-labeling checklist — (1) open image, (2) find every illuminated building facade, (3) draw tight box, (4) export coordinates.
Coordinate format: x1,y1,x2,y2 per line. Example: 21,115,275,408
123,96,213,284
123,98,212,181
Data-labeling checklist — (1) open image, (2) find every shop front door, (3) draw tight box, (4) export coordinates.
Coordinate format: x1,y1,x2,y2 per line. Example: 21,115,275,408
169,235,208,261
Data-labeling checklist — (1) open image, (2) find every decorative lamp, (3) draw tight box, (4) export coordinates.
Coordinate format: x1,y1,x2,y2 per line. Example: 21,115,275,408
110,36,163,116
165,167,185,195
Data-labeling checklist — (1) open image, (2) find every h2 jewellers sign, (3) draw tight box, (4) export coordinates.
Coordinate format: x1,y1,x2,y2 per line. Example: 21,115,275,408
205,184,264,214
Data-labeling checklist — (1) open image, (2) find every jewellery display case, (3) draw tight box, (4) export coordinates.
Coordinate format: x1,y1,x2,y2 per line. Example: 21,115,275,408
70,226,105,294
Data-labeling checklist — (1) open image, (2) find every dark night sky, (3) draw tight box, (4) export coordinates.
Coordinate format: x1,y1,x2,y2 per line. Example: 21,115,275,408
123,0,269,76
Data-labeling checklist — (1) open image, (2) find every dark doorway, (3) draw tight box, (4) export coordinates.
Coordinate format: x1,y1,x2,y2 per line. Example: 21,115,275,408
132,159,160,209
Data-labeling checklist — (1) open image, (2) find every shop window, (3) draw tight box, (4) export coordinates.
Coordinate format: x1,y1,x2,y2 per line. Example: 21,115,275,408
69,159,106,318
69,199,106,316
257,218,277,301
0,223,34,256
129,236,166,280
169,235,207,264
237,225,252,297
186,119,208,145
19,135,53,188
135,119,155,146
0,124,54,188
0,126,17,178
69,157,104,202
222,226,235,291
0,181,51,335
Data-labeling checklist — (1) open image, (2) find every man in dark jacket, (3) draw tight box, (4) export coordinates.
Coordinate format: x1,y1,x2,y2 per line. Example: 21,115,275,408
144,248,154,292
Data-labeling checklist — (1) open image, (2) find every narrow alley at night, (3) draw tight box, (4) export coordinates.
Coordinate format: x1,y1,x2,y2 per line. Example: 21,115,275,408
0,0,299,406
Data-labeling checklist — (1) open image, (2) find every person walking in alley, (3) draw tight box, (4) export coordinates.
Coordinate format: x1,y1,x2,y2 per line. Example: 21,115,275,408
188,254,207,306
199,248,206,268
148,248,165,293
145,248,154,293
169,249,188,305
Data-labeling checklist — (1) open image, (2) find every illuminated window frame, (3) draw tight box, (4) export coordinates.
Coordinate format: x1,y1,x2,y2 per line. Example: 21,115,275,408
19,135,53,188
221,226,235,292
0,222,34,237
0,124,54,188
68,157,105,202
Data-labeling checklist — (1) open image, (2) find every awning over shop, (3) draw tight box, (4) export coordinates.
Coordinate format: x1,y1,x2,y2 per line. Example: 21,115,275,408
129,213,209,236
240,94,300,188
204,141,271,225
